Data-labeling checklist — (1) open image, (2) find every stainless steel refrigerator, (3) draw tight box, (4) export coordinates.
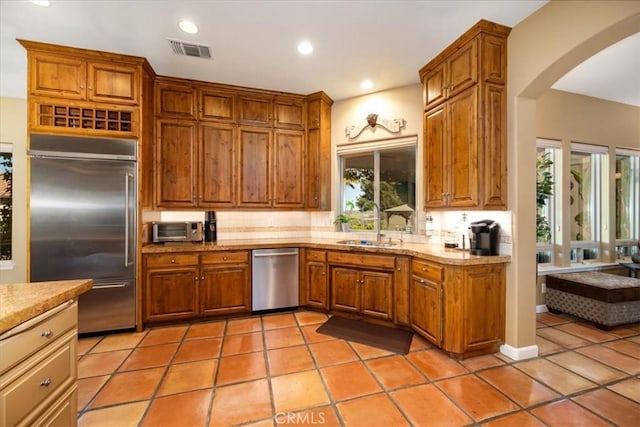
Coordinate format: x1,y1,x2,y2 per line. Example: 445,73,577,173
29,134,137,334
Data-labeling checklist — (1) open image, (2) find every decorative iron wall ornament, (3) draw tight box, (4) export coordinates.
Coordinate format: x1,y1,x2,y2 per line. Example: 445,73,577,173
345,114,406,139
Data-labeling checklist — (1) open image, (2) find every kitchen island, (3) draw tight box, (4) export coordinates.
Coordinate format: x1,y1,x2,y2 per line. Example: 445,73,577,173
142,239,509,358
0,279,92,427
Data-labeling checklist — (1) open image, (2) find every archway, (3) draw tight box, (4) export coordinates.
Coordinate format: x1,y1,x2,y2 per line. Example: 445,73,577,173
503,1,640,360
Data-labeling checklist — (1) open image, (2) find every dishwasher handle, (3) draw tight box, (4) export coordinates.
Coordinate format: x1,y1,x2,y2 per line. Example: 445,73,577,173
253,251,299,257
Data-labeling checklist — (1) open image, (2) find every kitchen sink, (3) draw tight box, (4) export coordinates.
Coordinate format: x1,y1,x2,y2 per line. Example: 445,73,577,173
336,239,397,248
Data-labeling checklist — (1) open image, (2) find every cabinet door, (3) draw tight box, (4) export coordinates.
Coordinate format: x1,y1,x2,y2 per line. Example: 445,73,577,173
199,89,235,122
274,99,304,129
330,267,360,314
360,270,393,320
424,107,447,209
199,123,235,207
423,63,446,110
237,127,271,207
410,277,442,345
29,53,86,100
482,84,507,209
305,261,328,310
87,61,139,105
156,120,197,207
238,96,272,127
448,86,479,207
461,265,505,353
273,130,304,208
446,39,477,100
144,267,198,322
199,264,251,316
155,82,197,119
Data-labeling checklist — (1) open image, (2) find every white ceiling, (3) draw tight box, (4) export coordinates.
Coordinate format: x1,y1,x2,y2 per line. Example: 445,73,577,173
0,0,638,105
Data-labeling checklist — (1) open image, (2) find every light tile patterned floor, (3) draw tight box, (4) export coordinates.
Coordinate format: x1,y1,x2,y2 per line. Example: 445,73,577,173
77,311,640,426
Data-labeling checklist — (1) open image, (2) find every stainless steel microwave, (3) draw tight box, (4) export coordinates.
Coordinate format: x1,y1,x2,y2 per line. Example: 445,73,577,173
152,222,203,243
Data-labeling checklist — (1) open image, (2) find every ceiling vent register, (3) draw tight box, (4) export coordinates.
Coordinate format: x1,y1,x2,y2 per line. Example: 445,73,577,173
168,39,212,59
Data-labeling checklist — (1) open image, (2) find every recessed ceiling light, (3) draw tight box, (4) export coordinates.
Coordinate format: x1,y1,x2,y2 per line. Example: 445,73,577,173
360,79,374,90
178,20,198,34
297,40,313,55
31,0,50,6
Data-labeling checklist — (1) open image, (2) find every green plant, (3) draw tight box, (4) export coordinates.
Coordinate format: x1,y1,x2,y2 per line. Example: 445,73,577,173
333,214,349,224
536,152,554,242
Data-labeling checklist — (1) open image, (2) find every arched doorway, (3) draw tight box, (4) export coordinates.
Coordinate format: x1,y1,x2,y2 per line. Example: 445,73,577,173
502,1,640,360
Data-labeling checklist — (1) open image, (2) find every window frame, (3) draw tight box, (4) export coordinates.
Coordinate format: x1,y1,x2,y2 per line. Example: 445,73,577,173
614,148,640,258
0,142,13,269
337,136,418,234
536,139,560,265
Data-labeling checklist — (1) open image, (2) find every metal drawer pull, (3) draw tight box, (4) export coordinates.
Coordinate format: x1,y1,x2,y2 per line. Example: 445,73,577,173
40,378,52,387
41,330,53,338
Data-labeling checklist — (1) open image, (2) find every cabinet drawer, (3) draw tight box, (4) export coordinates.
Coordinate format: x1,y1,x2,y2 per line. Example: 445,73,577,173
0,330,76,427
306,250,326,262
0,302,76,374
327,252,395,269
145,253,199,268
200,251,249,265
412,259,444,283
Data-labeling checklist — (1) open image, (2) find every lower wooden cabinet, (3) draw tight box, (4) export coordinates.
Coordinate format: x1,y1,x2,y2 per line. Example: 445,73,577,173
300,249,329,310
328,252,394,321
410,258,505,358
143,251,251,324
199,252,251,316
0,301,78,427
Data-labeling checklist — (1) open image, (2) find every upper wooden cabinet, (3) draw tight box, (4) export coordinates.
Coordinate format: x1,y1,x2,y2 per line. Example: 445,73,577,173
305,92,333,210
419,20,510,210
155,79,236,123
238,95,305,129
28,52,140,105
20,39,152,138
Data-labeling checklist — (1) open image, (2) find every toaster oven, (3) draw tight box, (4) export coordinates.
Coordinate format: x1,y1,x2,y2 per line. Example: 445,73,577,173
152,222,203,243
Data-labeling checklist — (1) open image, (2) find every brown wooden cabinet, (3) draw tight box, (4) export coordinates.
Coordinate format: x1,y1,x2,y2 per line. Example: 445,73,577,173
142,251,251,324
420,20,509,210
238,95,304,129
410,259,444,345
300,249,329,310
328,251,394,321
410,257,505,358
237,127,305,208
20,39,150,137
28,52,140,105
305,92,333,210
199,251,251,316
143,254,199,323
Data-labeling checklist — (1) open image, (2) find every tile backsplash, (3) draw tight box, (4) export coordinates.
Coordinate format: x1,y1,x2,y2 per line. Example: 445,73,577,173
143,209,513,255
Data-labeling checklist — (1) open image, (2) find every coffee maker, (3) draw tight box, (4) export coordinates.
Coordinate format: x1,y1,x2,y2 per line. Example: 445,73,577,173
204,211,217,242
469,220,500,256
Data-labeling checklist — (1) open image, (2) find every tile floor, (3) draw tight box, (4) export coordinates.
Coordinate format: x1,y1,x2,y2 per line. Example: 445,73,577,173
76,311,640,426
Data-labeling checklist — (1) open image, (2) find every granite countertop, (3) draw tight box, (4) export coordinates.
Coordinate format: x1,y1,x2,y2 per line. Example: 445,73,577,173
142,238,511,266
0,279,93,334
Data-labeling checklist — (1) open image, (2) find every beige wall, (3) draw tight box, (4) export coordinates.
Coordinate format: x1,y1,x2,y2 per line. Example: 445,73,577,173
0,97,27,283
507,0,640,355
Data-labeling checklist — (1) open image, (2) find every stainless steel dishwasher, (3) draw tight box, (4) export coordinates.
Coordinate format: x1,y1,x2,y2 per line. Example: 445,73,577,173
252,248,299,312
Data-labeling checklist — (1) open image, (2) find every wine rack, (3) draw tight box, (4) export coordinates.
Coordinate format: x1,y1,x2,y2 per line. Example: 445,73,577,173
36,103,135,133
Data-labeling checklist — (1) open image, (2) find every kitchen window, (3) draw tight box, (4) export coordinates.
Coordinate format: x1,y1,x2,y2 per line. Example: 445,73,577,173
337,137,417,233
615,148,640,258
569,143,606,262
0,142,13,265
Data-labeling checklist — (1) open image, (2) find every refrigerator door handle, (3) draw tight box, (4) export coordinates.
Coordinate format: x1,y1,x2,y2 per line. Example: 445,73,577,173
94,282,129,289
125,173,134,268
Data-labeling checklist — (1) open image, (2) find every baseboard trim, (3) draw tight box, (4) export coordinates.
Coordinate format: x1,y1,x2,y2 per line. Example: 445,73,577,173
500,344,539,361
536,304,549,313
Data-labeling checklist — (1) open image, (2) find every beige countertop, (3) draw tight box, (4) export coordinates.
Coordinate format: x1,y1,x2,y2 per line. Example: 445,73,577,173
0,279,93,334
142,238,511,266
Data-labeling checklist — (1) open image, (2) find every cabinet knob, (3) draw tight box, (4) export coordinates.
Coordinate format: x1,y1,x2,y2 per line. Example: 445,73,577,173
40,378,52,387
171,259,176,263
397,268,401,271
201,276,204,280
322,271,326,275
420,279,426,284
41,330,53,338
223,256,228,261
